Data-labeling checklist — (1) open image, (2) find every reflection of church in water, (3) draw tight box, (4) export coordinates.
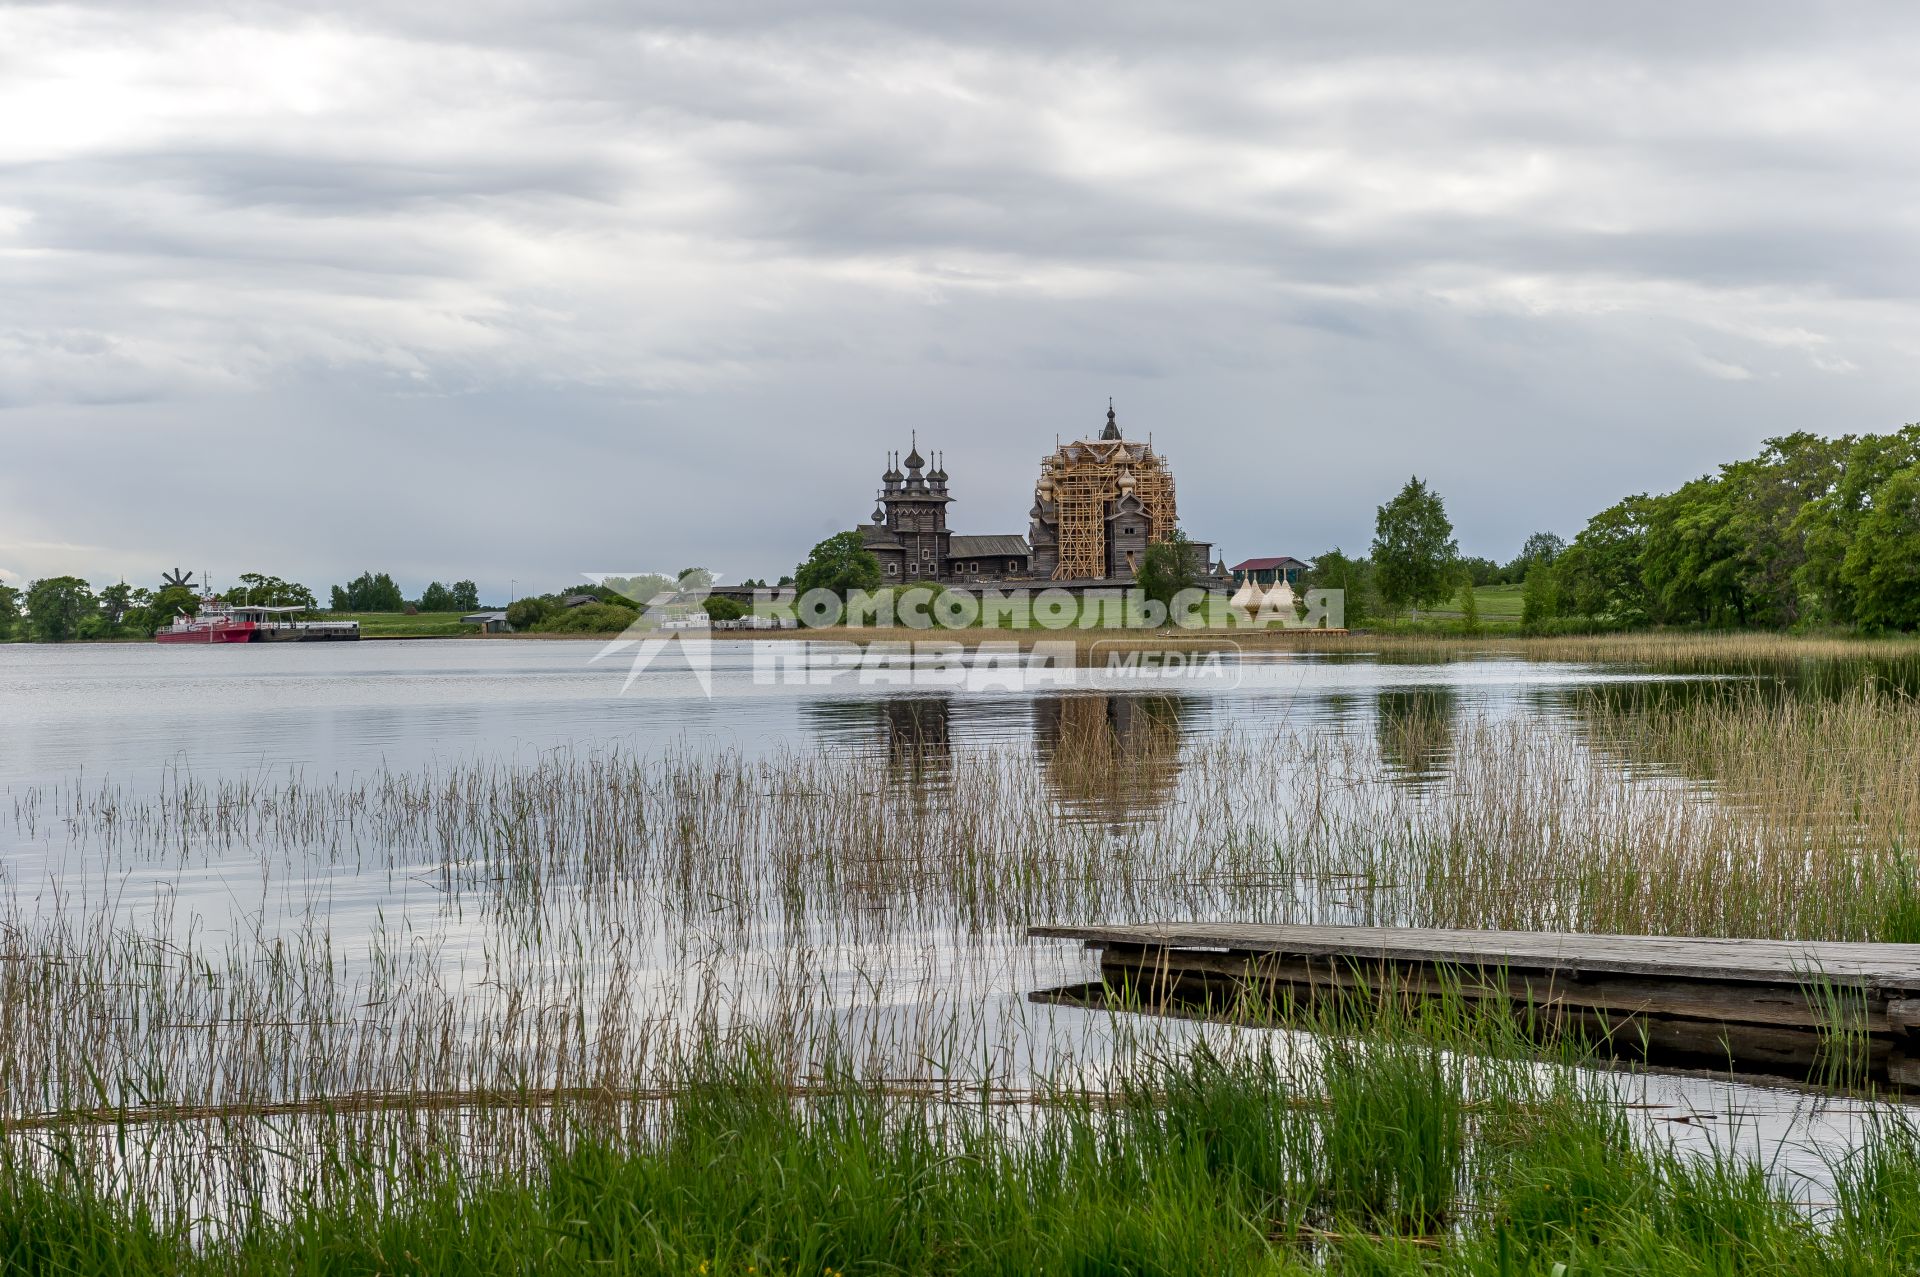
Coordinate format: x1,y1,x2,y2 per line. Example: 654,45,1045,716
1034,694,1190,824
808,691,1195,824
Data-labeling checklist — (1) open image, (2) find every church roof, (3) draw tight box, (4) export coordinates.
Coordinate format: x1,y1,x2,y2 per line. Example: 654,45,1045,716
948,534,1030,558
857,523,902,549
1230,556,1310,572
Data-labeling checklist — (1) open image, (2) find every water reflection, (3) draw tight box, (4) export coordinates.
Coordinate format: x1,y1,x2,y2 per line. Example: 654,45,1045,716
879,697,952,782
799,691,1197,824
1374,685,1460,785
1033,693,1192,825
801,696,956,783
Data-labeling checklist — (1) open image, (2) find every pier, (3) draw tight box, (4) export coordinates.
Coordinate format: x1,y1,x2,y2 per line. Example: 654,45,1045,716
1030,922,1920,1085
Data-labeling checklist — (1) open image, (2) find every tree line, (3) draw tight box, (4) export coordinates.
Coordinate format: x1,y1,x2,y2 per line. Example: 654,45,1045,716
0,572,318,642
502,571,723,634
0,571,491,642
1519,426,1920,631
327,572,478,614
1305,422,1920,634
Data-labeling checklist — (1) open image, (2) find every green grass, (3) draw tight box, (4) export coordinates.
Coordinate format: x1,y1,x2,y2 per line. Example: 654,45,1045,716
9,1021,1920,1275
1473,582,1525,619
327,611,481,637
1405,582,1525,629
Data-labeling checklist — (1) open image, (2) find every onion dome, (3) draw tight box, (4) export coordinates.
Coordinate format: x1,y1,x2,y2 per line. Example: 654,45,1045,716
1231,576,1263,611
871,505,886,524
883,451,903,484
1115,468,1136,492
928,450,947,483
1101,399,1122,441
904,432,925,473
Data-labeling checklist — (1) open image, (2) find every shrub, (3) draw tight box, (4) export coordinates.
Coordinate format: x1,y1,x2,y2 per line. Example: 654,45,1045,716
505,598,554,630
532,602,639,634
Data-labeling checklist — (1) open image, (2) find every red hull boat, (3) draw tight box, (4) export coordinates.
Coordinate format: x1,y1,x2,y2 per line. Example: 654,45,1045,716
154,617,257,643
155,594,358,643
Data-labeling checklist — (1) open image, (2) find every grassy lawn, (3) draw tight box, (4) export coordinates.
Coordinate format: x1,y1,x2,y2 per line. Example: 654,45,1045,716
328,611,481,637
1473,582,1524,619
1414,582,1524,627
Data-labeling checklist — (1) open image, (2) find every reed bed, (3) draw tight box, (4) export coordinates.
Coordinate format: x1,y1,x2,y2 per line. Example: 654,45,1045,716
1286,629,1920,666
4,672,1920,1260
9,690,1920,1130
748,624,1920,670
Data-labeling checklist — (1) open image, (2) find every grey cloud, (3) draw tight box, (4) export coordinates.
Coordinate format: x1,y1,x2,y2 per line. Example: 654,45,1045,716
1,1,1918,597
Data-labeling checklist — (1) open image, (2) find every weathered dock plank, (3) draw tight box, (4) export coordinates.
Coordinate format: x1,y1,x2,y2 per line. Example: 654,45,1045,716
1030,923,1920,991
1029,922,1920,1086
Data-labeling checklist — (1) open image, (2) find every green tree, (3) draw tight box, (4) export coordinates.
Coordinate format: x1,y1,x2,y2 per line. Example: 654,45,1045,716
1555,496,1653,622
1457,576,1481,634
148,585,201,632
701,596,747,622
0,583,20,640
24,576,97,642
1371,477,1459,617
418,581,454,612
450,581,480,611
1459,556,1502,587
1520,561,1562,630
1504,531,1565,582
1841,462,1920,631
333,572,405,612
1301,548,1372,628
96,582,134,628
1640,477,1749,625
1720,434,1846,627
532,602,639,634
234,573,317,610
793,531,881,600
505,597,554,630
600,574,674,606
1795,425,1920,624
1135,530,1196,616
1627,435,1850,629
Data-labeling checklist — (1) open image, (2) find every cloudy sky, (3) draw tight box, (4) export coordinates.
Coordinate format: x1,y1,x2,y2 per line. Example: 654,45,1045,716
3,2,1918,599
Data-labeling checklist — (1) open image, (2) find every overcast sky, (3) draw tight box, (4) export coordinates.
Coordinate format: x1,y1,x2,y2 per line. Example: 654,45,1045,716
3,2,1918,599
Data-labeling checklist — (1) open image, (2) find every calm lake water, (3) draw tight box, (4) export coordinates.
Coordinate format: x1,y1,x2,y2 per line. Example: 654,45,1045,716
0,637,1686,792
0,637,1895,1196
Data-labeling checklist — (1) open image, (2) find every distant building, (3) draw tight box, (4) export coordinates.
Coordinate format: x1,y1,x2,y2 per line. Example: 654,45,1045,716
852,404,1225,587
462,610,510,633
1229,556,1310,588
856,442,1033,584
1029,404,1220,583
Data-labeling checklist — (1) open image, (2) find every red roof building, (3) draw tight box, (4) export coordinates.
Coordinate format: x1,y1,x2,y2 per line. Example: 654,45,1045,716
1228,556,1310,586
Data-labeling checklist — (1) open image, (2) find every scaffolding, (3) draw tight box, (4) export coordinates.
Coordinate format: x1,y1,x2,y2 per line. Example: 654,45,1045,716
1040,438,1179,580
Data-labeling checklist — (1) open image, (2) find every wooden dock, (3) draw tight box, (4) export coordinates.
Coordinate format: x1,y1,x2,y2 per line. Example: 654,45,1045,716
1030,923,1920,1086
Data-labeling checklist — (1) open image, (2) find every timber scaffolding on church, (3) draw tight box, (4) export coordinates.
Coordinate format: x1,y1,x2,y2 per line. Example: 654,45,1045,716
1030,921,1920,1088
1042,438,1177,581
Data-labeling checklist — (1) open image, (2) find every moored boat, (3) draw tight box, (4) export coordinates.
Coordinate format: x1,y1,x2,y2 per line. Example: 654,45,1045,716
155,597,360,643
